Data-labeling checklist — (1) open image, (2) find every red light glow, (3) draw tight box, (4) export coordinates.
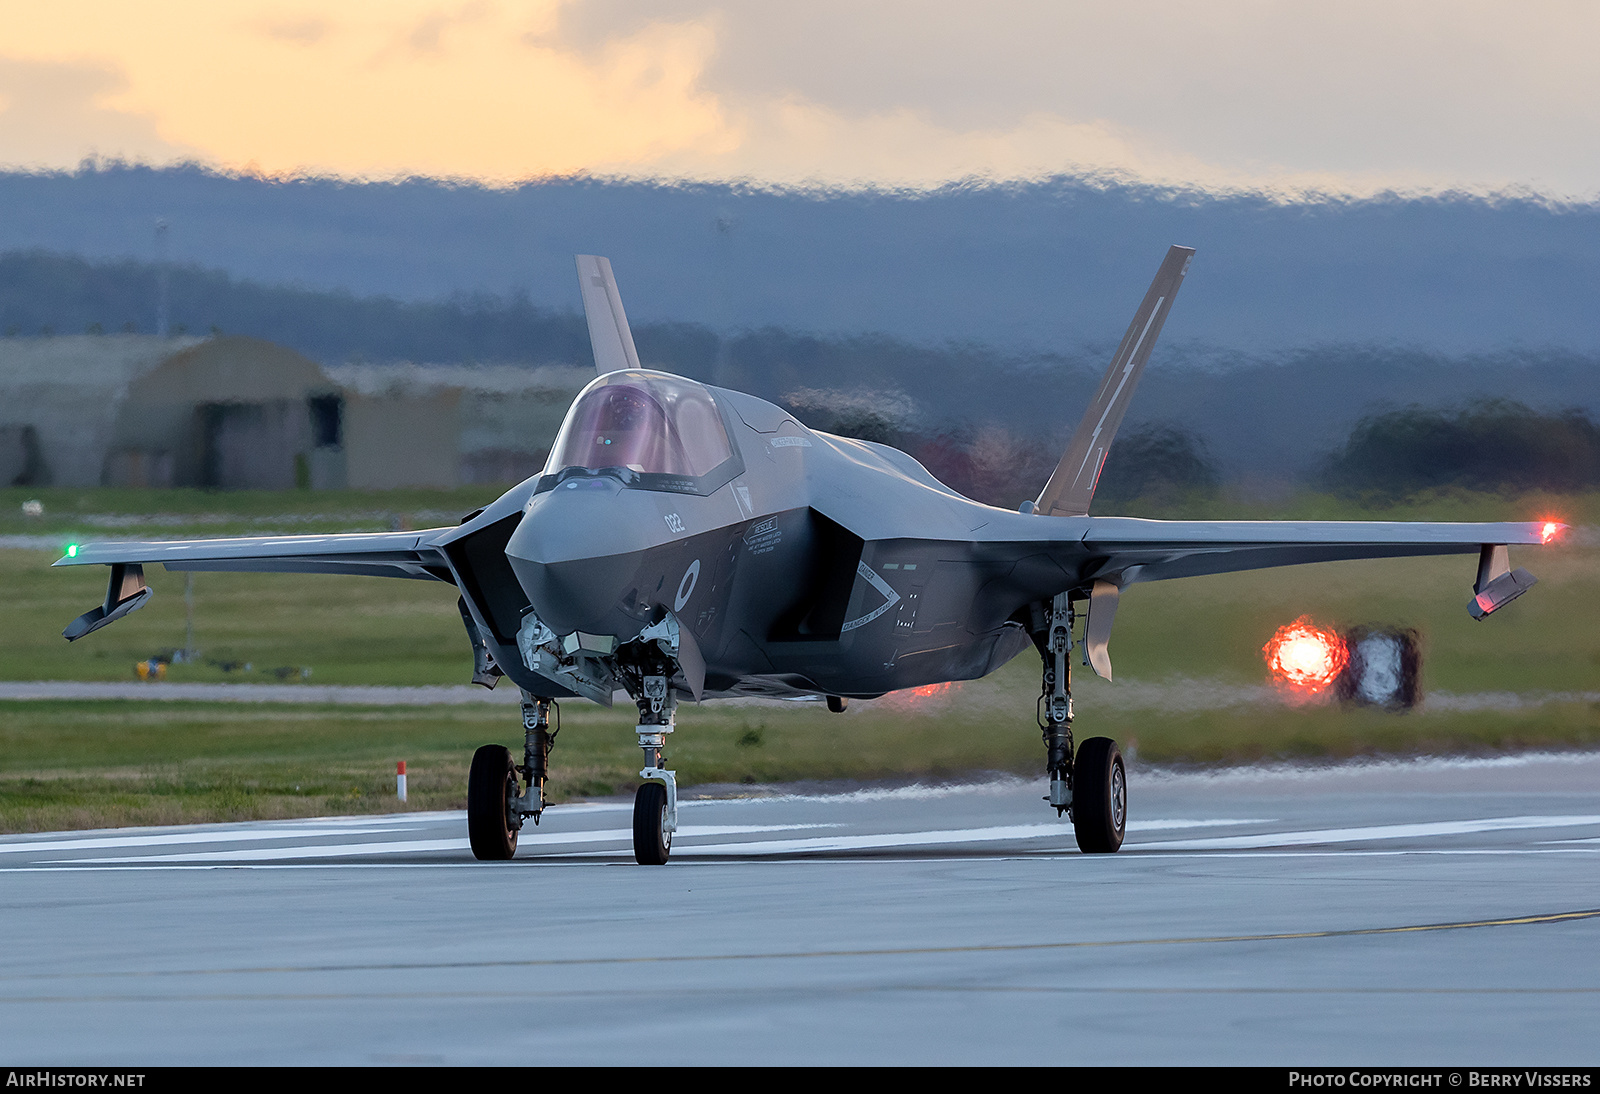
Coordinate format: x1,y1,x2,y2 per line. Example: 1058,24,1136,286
1263,616,1349,695
878,681,964,710
1541,521,1561,544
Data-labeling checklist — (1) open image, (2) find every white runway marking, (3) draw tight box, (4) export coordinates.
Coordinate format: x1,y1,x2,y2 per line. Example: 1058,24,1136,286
52,824,838,863
9,847,1600,873
565,819,1267,858
0,827,416,855
1128,819,1270,831
1133,815,1600,851
61,837,479,863
24,813,1597,867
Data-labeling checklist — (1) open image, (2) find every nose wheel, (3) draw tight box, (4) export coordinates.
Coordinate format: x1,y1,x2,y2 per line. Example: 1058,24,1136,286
633,781,673,865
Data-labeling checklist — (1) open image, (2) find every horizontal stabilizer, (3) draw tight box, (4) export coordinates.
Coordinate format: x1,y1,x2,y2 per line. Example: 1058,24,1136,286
1036,244,1195,518
575,254,642,376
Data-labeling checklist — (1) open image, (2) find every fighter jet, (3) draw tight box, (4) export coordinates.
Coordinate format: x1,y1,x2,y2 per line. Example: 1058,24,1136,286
56,248,1560,864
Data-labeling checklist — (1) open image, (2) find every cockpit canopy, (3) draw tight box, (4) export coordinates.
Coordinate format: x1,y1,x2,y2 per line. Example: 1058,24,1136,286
545,371,735,481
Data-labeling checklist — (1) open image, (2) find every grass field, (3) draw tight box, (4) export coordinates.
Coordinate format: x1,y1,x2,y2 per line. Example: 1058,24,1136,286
4,685,1596,833
0,485,1595,831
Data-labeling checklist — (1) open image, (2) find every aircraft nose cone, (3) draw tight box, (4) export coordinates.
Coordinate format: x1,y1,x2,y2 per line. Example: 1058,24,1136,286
504,478,670,635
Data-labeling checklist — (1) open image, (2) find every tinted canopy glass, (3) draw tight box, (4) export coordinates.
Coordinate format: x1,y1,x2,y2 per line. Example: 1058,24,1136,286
546,371,734,479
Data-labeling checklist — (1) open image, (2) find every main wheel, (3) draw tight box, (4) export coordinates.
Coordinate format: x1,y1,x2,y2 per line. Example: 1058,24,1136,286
1072,736,1126,854
633,782,672,865
467,744,519,860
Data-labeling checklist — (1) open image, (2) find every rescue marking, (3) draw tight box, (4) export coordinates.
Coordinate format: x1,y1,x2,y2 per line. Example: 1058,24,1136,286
840,561,901,633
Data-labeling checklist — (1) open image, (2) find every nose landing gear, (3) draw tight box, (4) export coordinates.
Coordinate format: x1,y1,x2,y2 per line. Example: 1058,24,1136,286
614,615,689,865
631,673,678,865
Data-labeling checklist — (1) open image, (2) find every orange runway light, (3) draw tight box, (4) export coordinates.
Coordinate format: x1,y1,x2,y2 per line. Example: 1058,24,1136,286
1263,616,1349,696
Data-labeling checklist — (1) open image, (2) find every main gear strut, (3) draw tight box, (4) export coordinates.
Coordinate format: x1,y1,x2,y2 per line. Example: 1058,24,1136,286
513,693,556,825
1035,591,1075,816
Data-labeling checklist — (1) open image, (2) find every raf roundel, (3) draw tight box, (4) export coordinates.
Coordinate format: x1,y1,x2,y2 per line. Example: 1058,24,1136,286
674,560,701,612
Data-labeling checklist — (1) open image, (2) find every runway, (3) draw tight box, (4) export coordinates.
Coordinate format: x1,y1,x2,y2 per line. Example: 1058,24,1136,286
3,752,1599,1065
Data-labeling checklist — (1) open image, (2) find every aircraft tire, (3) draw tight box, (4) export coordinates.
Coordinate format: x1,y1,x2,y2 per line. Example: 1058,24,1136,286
467,744,519,861
1073,737,1126,854
633,782,672,865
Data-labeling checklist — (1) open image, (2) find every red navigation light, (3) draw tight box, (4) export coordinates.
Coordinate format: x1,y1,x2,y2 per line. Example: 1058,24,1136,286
1263,616,1349,695
1540,521,1561,544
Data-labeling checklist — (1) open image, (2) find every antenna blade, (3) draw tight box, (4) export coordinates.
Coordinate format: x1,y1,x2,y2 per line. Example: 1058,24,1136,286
575,254,642,375
1035,245,1195,518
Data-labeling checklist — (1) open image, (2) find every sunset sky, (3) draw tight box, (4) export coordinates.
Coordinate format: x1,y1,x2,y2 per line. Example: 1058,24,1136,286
0,1,1595,197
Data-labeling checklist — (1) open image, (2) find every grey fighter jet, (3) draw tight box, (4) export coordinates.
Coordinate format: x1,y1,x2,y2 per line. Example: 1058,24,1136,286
56,248,1560,864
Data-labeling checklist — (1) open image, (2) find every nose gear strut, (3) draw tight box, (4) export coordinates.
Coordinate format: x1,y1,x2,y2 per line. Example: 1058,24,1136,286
617,615,685,864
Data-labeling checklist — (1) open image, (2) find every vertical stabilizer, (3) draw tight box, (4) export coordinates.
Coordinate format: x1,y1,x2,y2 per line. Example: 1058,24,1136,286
575,255,643,376
1034,245,1195,518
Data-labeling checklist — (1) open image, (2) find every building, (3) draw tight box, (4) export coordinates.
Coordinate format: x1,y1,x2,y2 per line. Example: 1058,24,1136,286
0,334,590,489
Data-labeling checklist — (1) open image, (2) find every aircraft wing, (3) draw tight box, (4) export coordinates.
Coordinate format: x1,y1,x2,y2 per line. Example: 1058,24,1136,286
54,530,454,579
1055,517,1558,678
1076,517,1556,585
52,531,455,640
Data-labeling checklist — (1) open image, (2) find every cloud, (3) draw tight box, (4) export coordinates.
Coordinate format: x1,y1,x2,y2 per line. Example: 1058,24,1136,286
0,2,1594,197
258,18,332,46
401,2,491,58
553,0,1600,198
620,97,1390,196
0,55,194,169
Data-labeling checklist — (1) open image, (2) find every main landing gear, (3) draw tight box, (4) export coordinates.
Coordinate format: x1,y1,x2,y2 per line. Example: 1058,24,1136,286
467,692,556,861
1034,591,1127,854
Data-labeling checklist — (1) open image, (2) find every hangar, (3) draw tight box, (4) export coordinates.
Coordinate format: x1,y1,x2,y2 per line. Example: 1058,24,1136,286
0,334,589,489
